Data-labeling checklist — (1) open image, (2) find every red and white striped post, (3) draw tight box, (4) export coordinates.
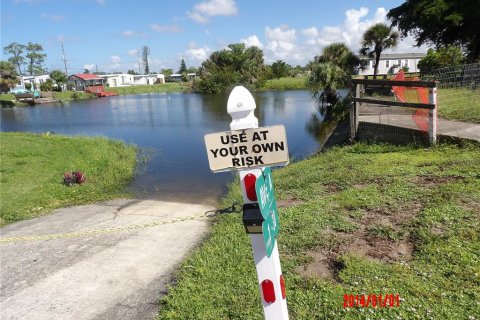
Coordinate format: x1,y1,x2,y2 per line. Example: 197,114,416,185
227,86,289,319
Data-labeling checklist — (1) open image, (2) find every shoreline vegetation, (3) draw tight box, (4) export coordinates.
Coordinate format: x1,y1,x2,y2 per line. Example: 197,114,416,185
0,78,307,107
157,142,480,319
0,132,137,225
2,77,477,123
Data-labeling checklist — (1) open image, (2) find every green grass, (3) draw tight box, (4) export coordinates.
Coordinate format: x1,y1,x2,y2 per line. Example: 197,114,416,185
437,87,480,123
157,142,480,319
0,93,26,107
108,82,186,95
0,132,137,224
261,76,307,91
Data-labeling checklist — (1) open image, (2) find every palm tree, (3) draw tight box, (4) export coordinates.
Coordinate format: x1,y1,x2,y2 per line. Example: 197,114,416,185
314,42,359,73
306,43,357,106
360,23,399,75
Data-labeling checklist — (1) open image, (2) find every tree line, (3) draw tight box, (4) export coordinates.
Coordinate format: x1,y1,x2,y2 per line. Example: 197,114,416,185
3,42,47,75
1,0,477,96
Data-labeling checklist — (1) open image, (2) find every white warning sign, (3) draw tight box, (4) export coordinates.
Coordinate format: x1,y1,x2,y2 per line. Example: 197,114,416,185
204,125,289,172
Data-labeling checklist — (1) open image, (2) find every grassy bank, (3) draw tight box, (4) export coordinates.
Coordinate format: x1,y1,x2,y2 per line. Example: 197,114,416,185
109,82,185,95
0,83,185,108
0,94,27,107
261,76,307,91
0,132,137,224
0,92,96,107
158,142,479,319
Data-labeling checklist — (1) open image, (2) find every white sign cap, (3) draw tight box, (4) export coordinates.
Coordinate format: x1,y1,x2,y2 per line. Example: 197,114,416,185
227,86,258,130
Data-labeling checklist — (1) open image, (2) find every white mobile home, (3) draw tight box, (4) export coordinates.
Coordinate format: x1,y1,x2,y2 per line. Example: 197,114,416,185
21,74,52,86
99,74,134,87
99,74,165,87
133,74,161,85
356,53,426,76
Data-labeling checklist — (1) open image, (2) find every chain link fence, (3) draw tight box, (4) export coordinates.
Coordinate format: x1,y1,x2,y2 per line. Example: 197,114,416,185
423,63,480,123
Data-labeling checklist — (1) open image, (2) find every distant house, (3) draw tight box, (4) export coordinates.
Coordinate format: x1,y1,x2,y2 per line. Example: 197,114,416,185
169,73,195,82
98,74,134,87
98,74,165,87
16,74,51,88
68,74,105,92
169,73,183,82
133,74,160,85
356,53,427,76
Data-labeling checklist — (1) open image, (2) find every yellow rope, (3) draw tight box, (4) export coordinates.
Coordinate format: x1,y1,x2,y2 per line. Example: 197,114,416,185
1,214,207,243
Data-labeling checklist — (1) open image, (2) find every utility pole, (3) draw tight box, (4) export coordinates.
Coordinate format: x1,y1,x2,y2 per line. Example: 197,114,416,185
61,40,68,75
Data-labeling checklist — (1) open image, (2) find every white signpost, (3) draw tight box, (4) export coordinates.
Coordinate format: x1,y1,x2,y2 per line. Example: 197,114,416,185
204,86,289,320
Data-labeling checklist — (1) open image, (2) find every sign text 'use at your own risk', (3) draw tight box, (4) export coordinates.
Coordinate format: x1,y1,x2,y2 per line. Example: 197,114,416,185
204,125,289,172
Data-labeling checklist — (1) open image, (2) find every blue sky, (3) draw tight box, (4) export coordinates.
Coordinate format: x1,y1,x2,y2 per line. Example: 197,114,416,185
1,0,428,74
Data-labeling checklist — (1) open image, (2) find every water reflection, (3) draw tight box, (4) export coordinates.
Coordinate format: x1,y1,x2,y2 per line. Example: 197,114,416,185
1,90,337,198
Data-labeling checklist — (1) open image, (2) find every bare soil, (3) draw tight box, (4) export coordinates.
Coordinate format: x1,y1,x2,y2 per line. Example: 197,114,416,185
297,194,424,282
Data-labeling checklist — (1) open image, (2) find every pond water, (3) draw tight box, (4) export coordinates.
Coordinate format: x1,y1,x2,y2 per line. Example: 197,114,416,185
1,90,338,200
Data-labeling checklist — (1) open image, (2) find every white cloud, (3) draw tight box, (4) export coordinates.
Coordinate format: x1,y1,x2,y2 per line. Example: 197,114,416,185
122,30,146,38
302,27,318,38
241,35,263,49
264,25,301,62
41,13,65,21
122,30,134,38
127,49,138,56
185,44,211,62
96,0,106,5
150,23,183,33
83,64,95,71
57,34,81,42
187,11,210,24
187,0,238,24
109,55,121,68
110,56,121,63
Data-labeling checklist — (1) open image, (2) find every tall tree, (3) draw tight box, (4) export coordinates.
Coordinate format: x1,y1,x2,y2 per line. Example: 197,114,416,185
3,42,25,74
388,0,480,62
0,61,19,93
25,42,46,75
142,46,150,74
178,58,187,74
360,23,399,75
313,42,360,73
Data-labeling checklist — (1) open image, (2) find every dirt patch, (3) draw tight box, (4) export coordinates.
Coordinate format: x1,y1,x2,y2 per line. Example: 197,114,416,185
298,204,418,282
353,183,370,190
343,232,412,263
277,198,304,208
413,175,465,187
324,184,341,194
299,250,337,281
